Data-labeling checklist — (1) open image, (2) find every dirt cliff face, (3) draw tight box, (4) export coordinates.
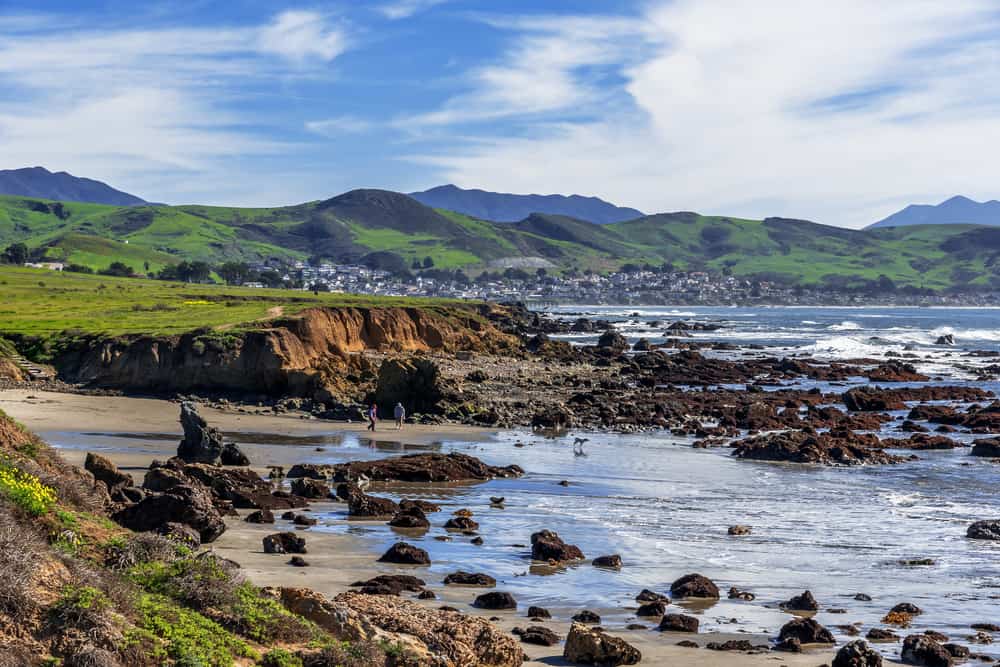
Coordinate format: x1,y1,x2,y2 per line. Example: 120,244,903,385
50,306,519,398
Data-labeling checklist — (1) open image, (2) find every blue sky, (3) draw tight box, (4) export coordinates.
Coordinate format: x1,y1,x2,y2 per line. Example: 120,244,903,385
2,1,1000,227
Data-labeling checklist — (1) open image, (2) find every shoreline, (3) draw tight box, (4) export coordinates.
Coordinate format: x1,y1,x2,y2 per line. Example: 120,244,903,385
0,388,906,666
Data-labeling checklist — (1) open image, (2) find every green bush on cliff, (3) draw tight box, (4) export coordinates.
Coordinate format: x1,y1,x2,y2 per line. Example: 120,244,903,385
0,457,57,516
134,593,259,666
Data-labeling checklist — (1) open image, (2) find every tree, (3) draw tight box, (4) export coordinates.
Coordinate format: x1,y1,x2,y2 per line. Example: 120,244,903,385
411,259,422,271
422,256,434,269
218,261,252,285
99,261,135,277
2,243,28,265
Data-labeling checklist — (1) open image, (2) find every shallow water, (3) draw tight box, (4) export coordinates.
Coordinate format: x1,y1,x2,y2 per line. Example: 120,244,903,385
40,306,1000,660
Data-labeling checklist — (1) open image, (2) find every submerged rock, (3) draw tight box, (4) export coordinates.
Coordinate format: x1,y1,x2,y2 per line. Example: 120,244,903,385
967,520,1000,540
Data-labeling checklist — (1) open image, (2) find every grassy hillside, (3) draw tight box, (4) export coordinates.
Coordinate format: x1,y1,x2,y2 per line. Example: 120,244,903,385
1,190,998,290
0,265,467,337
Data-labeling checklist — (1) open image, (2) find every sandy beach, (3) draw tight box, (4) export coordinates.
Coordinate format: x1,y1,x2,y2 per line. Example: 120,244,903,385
0,388,912,666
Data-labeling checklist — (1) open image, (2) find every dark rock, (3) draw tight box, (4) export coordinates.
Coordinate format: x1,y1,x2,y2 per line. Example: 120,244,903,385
773,637,802,653
531,529,585,562
855,593,873,601
444,516,480,531
891,603,923,615
675,640,699,649
520,626,560,646
288,556,309,567
778,617,835,644
418,590,436,600
263,532,306,554
780,590,820,612
636,601,667,617
573,610,601,624
867,628,899,641
636,589,669,603
943,644,970,659
901,634,952,666
443,571,496,587
245,509,275,524
669,573,720,599
220,442,250,466
473,592,516,610
727,525,752,536
728,587,755,601
971,438,1000,457
399,498,441,513
350,574,426,595
531,405,574,431
935,334,955,346
732,430,904,465
378,542,430,565
112,482,226,543
706,640,754,651
330,452,523,483
528,606,551,619
156,522,200,548
84,452,133,493
592,554,623,569
338,483,400,517
844,387,906,412
293,514,317,526
597,330,628,351
564,622,641,666
290,477,330,499
658,614,699,633
177,402,225,463
967,520,1000,540
832,640,883,667
388,504,430,529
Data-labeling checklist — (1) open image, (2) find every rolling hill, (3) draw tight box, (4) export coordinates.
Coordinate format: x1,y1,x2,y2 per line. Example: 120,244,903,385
409,184,643,224
0,166,147,205
1,189,998,290
870,195,1000,228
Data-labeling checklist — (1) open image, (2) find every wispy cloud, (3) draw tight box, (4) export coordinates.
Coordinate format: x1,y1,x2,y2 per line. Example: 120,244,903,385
405,0,1000,227
257,10,349,62
377,0,450,20
305,116,374,136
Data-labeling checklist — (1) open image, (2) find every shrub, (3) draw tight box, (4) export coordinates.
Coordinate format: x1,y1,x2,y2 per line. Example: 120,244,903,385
135,594,258,666
128,553,243,610
230,583,314,644
106,533,184,571
0,507,44,614
0,458,57,516
260,648,304,667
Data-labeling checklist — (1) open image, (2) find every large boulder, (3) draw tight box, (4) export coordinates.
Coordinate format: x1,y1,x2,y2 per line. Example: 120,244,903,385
970,438,1000,457
146,458,307,511
778,617,835,645
263,532,307,554
177,402,224,463
658,614,699,633
531,530,585,562
563,622,641,666
669,573,719,599
378,542,430,565
112,482,226,543
84,451,133,494
780,590,819,611
967,520,1000,541
596,330,628,351
220,442,250,466
376,357,444,415
330,452,523,483
900,634,952,666
833,640,883,667
843,387,906,412
473,592,516,610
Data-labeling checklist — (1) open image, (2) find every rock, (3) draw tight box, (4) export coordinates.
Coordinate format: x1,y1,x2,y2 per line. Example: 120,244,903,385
669,573,719,599
330,452,523,483
350,575,426,596
388,505,431,529
220,442,250,466
573,610,601,624
375,357,444,415
636,601,667,617
774,637,802,652
564,622,641,666
780,590,820,612
473,592,516,610
844,387,906,412
443,571,496,587
943,644,970,658
400,498,441,513
855,593,873,601
592,554,623,569
444,516,480,531
901,634,953,666
145,458,306,511
658,614,699,633
597,330,629,351
868,362,929,383
867,628,899,641
531,405,574,431
288,556,309,567
263,532,307,554
728,587,755,601
157,522,200,548
378,542,430,565
112,482,226,543
338,483,400,517
706,640,754,651
291,477,330,499
935,334,956,346
891,603,923,615
531,529,585,562
967,520,1000,540
778,618,835,645
833,640,883,667
727,525,752,536
84,452,133,493
520,626,561,646
636,589,668,603
971,438,1000,457
632,338,652,352
418,590,436,600
177,401,225,463
528,606,551,619
245,509,275,524
293,514,317,527
732,430,905,466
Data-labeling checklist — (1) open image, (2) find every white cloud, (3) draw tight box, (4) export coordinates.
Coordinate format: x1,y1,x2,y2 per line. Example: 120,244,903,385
305,116,374,136
257,10,349,62
377,0,449,20
0,10,352,205
405,1,1000,227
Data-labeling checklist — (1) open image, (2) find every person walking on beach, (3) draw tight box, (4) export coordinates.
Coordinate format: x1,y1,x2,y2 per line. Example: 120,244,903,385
367,403,377,432
394,402,405,429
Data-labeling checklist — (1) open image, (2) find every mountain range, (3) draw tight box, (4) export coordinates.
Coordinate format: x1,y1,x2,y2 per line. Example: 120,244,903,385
408,184,643,224
869,195,1000,229
0,167,147,206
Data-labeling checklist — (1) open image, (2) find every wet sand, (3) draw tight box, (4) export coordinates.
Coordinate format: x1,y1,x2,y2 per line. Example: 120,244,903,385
0,389,903,666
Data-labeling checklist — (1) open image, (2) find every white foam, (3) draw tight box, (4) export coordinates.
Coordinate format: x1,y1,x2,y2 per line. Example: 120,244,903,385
828,321,861,331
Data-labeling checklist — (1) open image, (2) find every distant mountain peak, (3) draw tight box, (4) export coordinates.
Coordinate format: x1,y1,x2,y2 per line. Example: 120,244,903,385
409,184,643,224
0,166,147,206
869,195,1000,229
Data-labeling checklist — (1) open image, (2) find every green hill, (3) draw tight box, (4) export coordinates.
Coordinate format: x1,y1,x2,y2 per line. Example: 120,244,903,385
1,190,998,290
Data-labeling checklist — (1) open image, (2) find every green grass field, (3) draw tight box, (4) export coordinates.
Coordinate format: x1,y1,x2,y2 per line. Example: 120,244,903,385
0,265,469,337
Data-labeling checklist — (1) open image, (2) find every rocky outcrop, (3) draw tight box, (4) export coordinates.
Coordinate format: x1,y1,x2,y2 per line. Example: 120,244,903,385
778,618,835,645
375,357,444,415
732,430,906,465
780,590,819,611
112,481,225,543
263,532,307,554
670,573,719,599
564,623,641,666
833,640,883,667
84,451,133,494
971,438,1000,457
473,592,516,610
531,530,585,562
901,634,952,666
177,402,224,463
967,520,1000,540
327,452,524,483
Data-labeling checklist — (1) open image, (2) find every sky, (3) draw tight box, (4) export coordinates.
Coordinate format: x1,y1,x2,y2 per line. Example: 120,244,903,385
2,1,1000,227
